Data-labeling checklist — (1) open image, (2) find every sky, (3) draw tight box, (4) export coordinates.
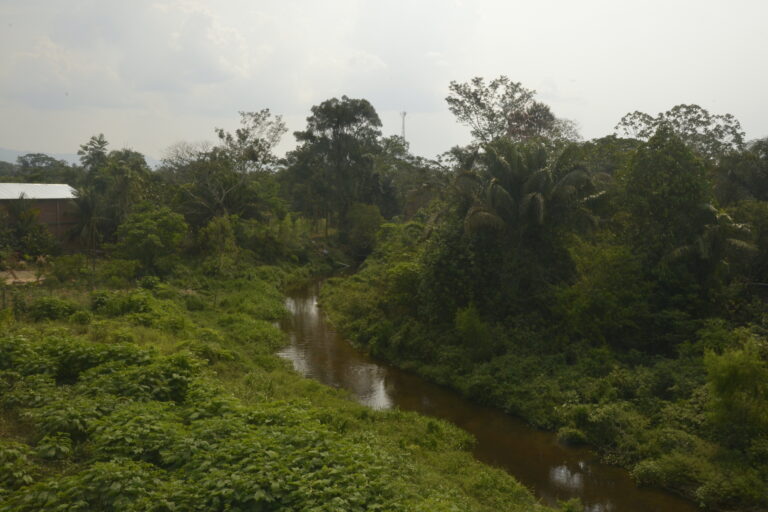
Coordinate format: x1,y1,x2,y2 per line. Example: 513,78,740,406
1,0,767,163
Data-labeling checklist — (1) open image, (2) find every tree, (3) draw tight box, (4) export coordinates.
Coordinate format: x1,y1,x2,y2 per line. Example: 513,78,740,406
100,149,152,232
458,140,602,237
115,203,188,275
214,109,287,174
446,76,579,144
286,96,383,236
615,104,745,161
714,137,768,205
622,125,712,264
664,205,756,300
70,186,105,275
161,112,287,227
370,136,447,219
78,134,109,173
15,153,81,185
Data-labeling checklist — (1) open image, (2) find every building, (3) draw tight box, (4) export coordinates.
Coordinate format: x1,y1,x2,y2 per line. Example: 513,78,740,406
0,183,78,241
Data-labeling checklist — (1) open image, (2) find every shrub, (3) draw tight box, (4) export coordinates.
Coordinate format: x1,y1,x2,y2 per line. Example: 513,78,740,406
69,310,92,325
184,293,206,311
96,259,140,287
632,452,712,492
35,433,72,460
28,297,77,322
0,440,37,490
90,402,183,464
2,459,162,512
50,254,89,283
705,335,768,449
114,203,188,275
557,427,587,446
138,275,160,290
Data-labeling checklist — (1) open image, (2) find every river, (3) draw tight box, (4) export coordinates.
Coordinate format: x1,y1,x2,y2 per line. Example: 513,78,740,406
277,282,699,512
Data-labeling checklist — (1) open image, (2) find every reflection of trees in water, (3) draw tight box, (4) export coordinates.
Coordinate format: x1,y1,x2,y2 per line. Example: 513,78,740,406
279,288,695,512
550,464,584,491
279,293,394,410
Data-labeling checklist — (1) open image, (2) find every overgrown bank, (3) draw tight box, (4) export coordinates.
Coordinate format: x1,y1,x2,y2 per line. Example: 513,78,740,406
321,218,768,511
0,263,555,512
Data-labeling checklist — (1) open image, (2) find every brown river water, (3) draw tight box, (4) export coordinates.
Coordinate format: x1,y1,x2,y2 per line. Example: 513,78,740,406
277,283,700,512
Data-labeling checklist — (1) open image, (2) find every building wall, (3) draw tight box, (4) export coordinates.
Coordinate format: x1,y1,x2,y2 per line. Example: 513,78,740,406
0,198,78,242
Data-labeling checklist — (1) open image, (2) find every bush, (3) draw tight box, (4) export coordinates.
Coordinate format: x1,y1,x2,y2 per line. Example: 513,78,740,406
138,275,160,290
69,310,93,325
114,203,188,275
96,259,140,287
557,427,587,446
50,254,89,283
35,433,72,460
705,335,768,449
632,452,713,493
0,440,37,491
28,297,77,322
90,402,183,464
184,293,206,311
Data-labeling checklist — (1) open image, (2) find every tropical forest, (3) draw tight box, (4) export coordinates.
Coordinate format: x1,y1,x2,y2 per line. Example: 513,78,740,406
1,77,767,512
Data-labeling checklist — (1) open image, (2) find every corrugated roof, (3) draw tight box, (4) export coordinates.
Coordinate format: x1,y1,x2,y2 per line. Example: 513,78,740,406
0,183,77,200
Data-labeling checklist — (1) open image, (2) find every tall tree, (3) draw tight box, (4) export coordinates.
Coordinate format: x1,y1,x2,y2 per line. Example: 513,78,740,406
15,153,82,185
162,111,287,227
459,140,602,237
77,134,109,173
214,109,287,174
286,96,383,236
615,104,745,161
622,125,712,264
714,137,768,205
446,76,579,144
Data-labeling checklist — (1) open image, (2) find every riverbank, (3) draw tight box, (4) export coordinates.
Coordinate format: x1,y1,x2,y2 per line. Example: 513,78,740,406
319,224,768,512
282,281,700,512
0,264,554,511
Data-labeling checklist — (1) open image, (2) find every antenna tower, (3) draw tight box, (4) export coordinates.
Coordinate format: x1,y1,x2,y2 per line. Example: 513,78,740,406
400,111,407,141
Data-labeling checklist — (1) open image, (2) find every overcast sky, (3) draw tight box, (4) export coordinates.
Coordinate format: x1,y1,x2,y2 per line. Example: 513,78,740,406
1,0,766,162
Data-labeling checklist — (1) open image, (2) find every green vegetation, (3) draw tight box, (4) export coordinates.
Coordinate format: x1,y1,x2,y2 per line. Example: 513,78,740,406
320,79,768,511
0,265,548,511
3,74,768,510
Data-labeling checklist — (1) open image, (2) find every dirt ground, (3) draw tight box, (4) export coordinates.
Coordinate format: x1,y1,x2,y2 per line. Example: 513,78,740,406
0,270,41,285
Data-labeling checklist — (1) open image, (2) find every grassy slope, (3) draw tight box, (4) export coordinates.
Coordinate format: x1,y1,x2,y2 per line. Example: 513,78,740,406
0,264,550,512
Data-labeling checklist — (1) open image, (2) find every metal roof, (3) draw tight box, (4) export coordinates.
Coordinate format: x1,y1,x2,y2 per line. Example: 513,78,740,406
0,183,77,200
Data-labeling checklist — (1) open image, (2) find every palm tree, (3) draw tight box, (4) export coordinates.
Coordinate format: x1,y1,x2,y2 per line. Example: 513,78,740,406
665,204,756,278
456,140,606,236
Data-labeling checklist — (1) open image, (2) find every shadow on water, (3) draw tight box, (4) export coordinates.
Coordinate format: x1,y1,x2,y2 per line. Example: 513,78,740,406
277,283,699,512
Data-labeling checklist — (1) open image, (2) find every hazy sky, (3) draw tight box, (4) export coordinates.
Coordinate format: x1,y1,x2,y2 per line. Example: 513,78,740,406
1,0,766,162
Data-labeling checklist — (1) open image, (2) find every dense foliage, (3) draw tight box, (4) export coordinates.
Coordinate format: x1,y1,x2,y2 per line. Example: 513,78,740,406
3,75,768,511
0,265,548,512
320,86,768,511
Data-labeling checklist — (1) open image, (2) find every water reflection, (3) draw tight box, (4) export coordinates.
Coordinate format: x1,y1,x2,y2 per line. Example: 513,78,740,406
277,284,699,512
550,464,585,491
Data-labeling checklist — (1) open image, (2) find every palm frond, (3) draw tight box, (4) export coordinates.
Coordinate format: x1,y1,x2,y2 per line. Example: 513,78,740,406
464,206,505,234
486,180,515,219
520,192,545,226
454,171,483,199
523,168,551,195
725,238,758,256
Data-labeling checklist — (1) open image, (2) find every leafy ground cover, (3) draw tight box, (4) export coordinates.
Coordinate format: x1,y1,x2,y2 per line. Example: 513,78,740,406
0,264,551,512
